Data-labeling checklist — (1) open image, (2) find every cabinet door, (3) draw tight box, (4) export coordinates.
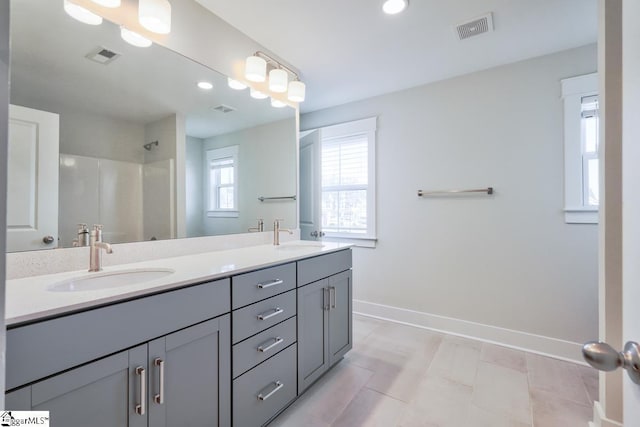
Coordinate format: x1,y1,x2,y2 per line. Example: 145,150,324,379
148,315,231,427
26,345,146,427
297,279,329,393
328,270,353,366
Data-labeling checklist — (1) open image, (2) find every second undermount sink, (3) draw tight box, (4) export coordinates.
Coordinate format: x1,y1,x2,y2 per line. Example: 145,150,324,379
48,268,175,292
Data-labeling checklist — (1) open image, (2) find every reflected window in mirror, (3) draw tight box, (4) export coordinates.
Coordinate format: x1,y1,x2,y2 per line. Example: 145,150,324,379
207,146,239,218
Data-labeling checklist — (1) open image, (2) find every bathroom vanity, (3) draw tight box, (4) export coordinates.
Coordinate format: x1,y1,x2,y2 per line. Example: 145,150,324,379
4,243,352,427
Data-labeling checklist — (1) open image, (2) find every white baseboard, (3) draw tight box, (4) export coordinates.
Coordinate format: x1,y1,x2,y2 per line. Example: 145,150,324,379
353,299,587,365
590,401,623,427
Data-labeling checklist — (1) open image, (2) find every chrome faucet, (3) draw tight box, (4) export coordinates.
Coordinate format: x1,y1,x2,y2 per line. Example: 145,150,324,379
249,218,264,233
89,225,113,272
73,223,90,247
273,219,293,246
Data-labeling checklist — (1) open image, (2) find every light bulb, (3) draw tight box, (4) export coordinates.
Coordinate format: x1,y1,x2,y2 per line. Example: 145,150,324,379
63,0,103,25
287,80,306,103
227,78,247,90
250,88,268,99
245,56,267,82
91,0,121,7
120,27,152,47
382,0,408,15
271,98,287,108
139,0,172,34
269,69,288,93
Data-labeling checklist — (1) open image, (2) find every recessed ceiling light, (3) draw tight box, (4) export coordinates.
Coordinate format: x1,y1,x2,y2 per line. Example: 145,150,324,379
120,27,152,47
382,0,408,15
197,81,213,90
227,78,247,90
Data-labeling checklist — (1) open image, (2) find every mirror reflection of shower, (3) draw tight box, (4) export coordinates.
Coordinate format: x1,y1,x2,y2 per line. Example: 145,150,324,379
144,140,159,151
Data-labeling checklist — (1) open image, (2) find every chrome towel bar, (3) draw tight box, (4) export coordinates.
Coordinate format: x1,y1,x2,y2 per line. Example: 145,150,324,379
417,187,494,197
258,195,297,202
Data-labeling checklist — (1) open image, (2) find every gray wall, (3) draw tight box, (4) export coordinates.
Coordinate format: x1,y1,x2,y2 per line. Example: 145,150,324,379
301,44,599,346
0,0,9,406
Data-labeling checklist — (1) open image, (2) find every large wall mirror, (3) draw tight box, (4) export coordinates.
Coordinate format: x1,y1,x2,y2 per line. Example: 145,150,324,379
7,0,297,252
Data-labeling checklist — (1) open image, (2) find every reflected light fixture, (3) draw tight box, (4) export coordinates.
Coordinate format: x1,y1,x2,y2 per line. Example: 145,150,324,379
120,27,152,47
271,98,287,108
139,0,172,34
250,88,269,99
227,78,248,90
268,69,288,93
91,0,121,7
382,0,408,15
197,81,214,90
245,56,267,82
64,0,103,25
245,51,306,103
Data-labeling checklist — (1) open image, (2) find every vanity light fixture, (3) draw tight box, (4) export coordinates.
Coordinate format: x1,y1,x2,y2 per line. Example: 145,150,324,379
245,51,306,102
250,88,269,99
139,0,172,34
197,81,214,90
91,0,121,7
270,98,287,108
382,0,408,15
120,27,152,47
227,78,247,90
64,0,103,25
245,56,267,82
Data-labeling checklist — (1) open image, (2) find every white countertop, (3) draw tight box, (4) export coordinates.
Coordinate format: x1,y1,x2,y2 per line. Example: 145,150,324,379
5,241,352,326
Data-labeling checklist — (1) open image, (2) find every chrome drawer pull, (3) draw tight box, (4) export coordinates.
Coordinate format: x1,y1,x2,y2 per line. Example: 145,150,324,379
257,279,284,289
135,366,146,415
257,307,284,321
153,358,165,405
257,381,284,401
330,286,336,309
257,337,284,353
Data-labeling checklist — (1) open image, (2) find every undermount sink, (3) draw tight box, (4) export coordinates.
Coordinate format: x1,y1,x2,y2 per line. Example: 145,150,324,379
48,268,175,292
276,241,325,251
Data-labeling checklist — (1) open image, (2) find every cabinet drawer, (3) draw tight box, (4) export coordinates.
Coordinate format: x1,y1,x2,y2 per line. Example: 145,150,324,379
232,290,296,344
6,279,230,390
233,344,297,427
233,317,297,378
297,249,352,287
232,263,296,309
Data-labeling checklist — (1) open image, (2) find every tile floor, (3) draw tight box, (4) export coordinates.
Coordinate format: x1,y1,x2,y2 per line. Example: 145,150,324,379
269,314,597,427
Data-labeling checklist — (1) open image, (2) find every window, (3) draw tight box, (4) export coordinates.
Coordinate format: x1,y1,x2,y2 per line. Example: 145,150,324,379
320,117,376,244
561,73,598,223
206,145,239,217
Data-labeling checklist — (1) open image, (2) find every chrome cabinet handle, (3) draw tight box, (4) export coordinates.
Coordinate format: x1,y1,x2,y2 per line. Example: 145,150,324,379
330,286,336,309
257,381,284,401
257,307,284,321
257,279,284,289
583,341,640,384
135,366,146,415
153,358,165,405
323,288,329,311
257,337,284,353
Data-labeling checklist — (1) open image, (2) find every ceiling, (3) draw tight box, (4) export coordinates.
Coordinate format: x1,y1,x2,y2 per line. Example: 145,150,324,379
10,0,294,139
195,0,598,113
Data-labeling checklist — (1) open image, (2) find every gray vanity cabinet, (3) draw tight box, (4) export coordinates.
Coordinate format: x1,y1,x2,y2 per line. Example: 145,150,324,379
297,250,353,393
5,317,230,427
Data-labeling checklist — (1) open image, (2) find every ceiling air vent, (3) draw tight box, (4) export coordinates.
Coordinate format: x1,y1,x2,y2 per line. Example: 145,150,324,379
212,104,236,113
455,13,494,41
85,46,121,65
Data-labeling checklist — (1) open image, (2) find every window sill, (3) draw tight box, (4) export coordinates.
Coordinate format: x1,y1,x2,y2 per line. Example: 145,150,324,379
564,208,598,224
207,210,239,218
322,236,377,248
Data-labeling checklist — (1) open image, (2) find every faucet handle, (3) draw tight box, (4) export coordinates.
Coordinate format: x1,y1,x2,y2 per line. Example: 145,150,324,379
93,224,103,231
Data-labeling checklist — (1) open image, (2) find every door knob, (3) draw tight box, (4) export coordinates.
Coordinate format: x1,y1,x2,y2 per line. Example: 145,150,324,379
42,235,55,244
310,231,318,238
582,341,640,384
